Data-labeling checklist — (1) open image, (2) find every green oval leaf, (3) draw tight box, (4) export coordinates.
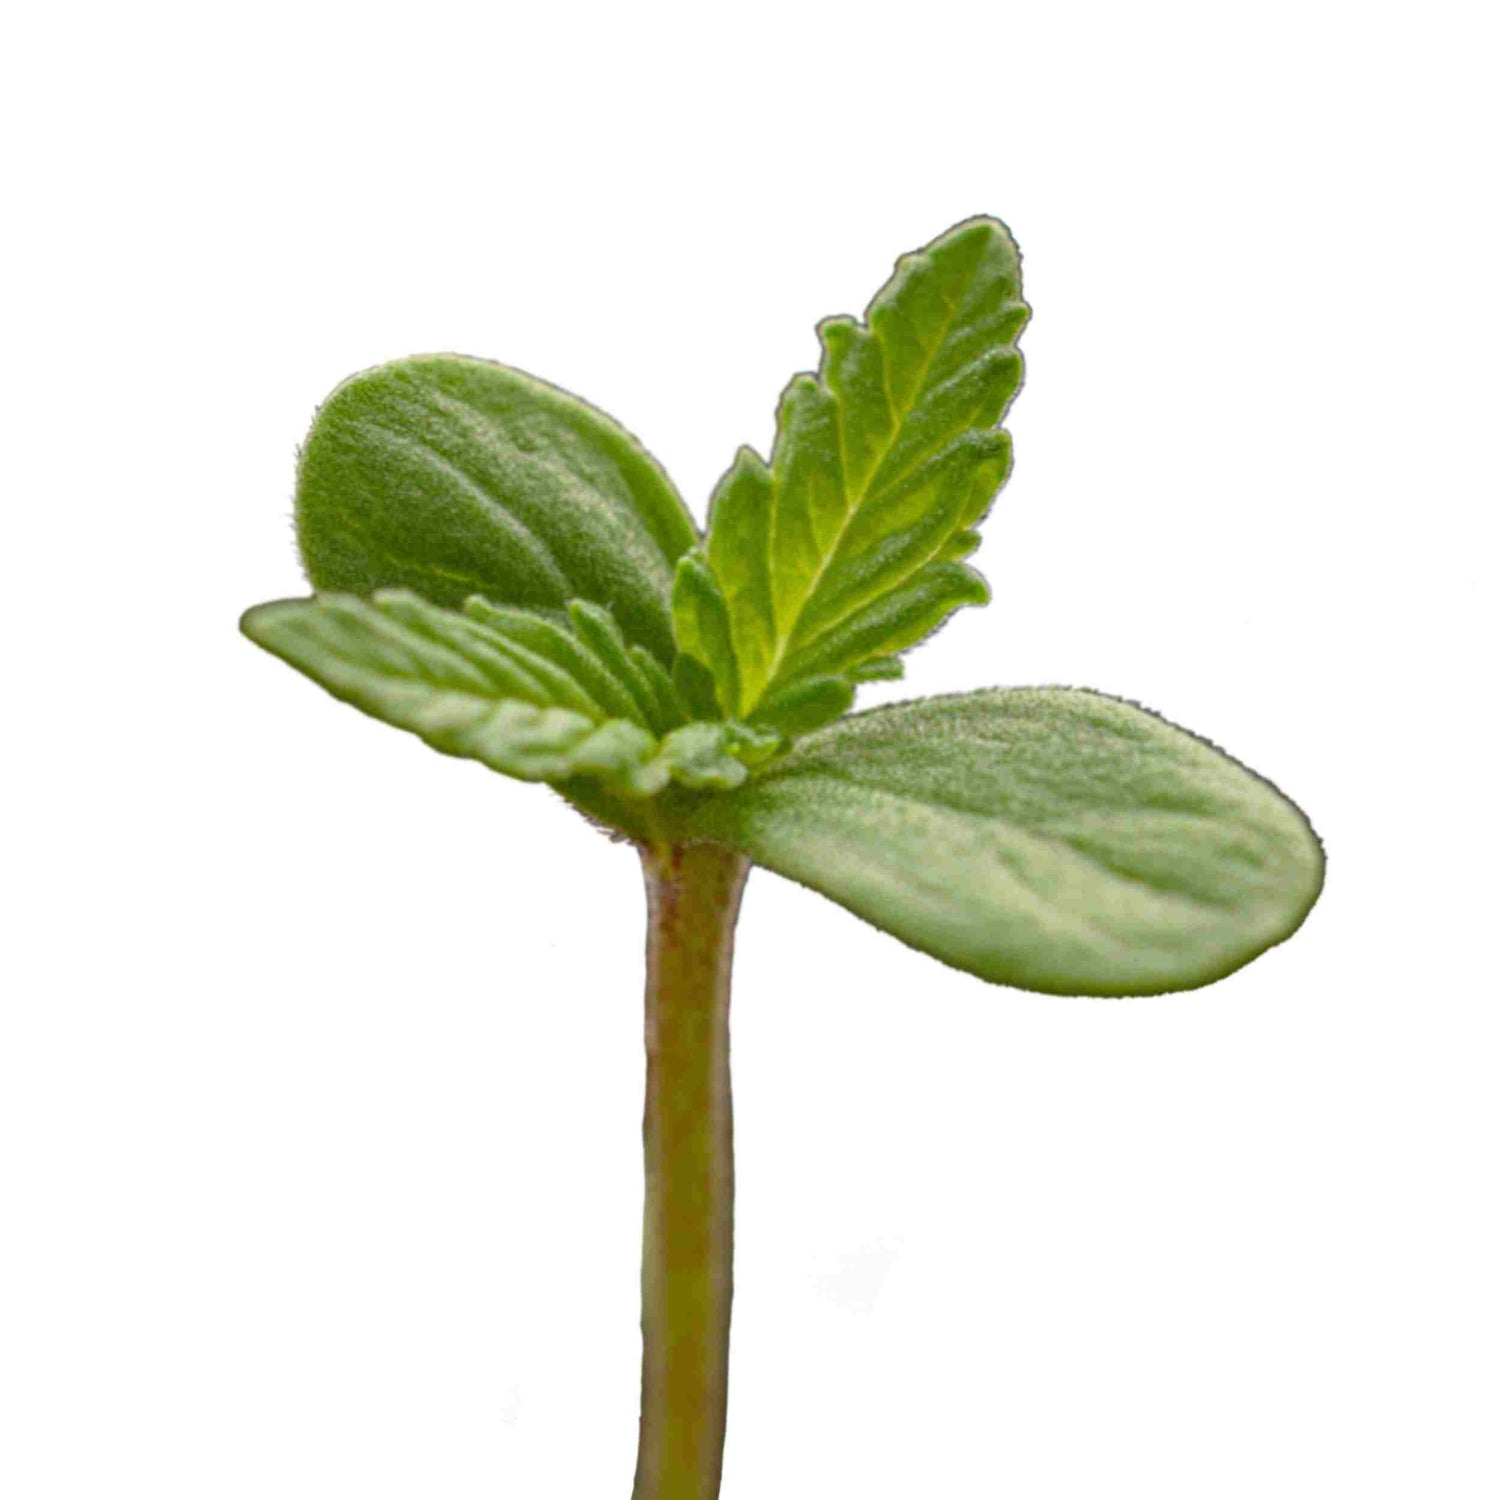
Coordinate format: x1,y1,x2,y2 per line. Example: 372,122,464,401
296,355,699,665
688,689,1323,996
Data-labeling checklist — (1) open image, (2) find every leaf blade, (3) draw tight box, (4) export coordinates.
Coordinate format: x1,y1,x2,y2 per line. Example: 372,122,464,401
683,218,1029,717
296,355,699,665
241,591,759,802
687,688,1324,996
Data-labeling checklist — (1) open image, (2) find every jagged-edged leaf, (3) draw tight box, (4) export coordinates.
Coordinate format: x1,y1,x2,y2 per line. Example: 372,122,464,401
687,689,1324,996
675,217,1028,718
564,599,681,733
671,551,740,716
748,676,856,739
462,597,653,729
296,355,699,666
241,590,755,799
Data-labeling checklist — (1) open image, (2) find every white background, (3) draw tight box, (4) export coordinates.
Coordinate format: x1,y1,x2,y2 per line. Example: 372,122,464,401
3,3,1495,1496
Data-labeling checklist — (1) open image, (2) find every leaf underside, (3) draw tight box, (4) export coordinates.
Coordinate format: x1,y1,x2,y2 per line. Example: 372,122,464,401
241,591,758,798
295,355,698,666
673,215,1029,724
687,689,1324,996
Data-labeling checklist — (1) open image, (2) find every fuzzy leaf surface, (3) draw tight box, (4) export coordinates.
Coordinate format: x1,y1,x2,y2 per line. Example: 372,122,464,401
241,591,750,798
688,689,1324,995
296,355,698,665
676,217,1028,718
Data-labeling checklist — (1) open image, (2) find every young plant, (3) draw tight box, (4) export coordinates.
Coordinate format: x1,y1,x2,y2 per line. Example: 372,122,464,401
242,217,1323,1499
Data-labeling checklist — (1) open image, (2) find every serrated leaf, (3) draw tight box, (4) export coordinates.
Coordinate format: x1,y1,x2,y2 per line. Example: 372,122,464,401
628,646,693,735
241,590,754,800
462,597,651,728
748,676,856,739
296,355,699,666
676,217,1028,718
671,550,740,716
687,689,1324,996
565,600,686,736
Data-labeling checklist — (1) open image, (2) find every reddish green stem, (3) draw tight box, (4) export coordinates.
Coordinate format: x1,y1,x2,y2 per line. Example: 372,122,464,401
632,841,749,1500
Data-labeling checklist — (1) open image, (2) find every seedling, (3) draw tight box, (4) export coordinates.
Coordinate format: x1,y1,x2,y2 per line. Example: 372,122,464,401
243,217,1322,1499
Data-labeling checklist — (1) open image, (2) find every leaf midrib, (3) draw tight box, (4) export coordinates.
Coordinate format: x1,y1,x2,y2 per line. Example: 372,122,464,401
757,274,968,707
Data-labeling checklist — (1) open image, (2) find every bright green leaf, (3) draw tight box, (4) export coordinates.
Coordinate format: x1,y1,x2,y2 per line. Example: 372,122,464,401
241,590,757,799
296,355,699,666
688,689,1324,996
676,217,1028,718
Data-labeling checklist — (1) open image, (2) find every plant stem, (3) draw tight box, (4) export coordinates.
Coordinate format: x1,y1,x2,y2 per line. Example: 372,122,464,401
633,840,749,1500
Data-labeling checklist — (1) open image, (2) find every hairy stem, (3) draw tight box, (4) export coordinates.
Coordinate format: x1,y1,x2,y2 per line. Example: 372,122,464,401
633,840,749,1500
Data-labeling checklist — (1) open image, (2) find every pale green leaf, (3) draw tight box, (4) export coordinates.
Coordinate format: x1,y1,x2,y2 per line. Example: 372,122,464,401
241,590,757,799
296,355,699,665
675,217,1028,718
687,689,1324,996
653,723,749,791
721,720,783,767
462,596,651,728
